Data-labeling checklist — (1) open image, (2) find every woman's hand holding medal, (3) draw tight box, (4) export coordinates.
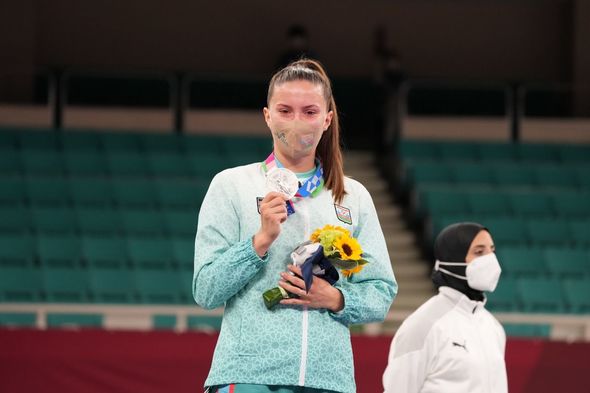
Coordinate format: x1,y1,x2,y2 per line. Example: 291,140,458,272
253,168,300,257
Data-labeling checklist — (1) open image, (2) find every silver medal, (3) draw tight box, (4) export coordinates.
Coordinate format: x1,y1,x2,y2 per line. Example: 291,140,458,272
266,167,299,198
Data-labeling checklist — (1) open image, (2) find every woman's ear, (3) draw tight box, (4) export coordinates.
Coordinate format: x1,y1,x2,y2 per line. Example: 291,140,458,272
263,107,272,129
323,110,334,131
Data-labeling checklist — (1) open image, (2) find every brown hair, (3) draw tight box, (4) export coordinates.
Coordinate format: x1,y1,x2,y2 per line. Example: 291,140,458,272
267,59,346,203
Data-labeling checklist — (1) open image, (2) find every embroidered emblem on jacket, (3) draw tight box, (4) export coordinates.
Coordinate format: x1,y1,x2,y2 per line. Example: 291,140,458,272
334,204,352,225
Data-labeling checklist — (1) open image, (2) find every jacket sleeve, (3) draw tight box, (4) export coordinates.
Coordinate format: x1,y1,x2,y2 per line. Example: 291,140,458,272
192,171,268,309
330,184,397,325
382,332,429,393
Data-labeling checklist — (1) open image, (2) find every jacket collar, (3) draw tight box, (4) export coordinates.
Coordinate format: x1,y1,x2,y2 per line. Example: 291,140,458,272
439,286,487,315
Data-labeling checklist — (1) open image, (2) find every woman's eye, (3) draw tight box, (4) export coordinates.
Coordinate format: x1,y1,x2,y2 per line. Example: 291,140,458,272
306,111,317,116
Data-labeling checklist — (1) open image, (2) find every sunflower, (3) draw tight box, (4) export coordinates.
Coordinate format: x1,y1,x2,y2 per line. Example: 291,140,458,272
333,235,362,261
341,264,364,278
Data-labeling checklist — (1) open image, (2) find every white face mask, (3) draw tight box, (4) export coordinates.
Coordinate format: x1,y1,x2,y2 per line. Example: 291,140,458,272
435,252,502,292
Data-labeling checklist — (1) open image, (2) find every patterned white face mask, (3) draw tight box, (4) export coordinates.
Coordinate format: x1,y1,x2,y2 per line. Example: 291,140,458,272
435,252,502,292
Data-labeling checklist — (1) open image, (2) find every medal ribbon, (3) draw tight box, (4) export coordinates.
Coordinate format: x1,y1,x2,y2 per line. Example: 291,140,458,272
262,152,325,214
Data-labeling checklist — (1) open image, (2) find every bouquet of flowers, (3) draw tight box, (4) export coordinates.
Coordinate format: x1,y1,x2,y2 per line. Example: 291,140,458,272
263,225,369,310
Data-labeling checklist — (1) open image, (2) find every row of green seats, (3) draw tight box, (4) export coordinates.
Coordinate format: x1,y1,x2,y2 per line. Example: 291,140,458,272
495,246,590,278
430,215,590,247
0,149,259,178
398,139,590,163
403,161,589,190
0,176,209,208
487,276,590,314
417,187,590,218
0,128,272,155
0,205,197,237
0,264,194,304
0,233,194,270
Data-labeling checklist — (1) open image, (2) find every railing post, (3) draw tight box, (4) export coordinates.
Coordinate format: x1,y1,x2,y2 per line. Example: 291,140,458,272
171,72,186,134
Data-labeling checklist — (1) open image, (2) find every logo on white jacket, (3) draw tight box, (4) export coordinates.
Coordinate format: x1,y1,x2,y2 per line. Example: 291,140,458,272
334,204,352,224
452,340,468,352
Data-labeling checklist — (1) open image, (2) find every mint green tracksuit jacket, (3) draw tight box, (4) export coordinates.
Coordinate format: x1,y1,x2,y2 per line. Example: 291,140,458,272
193,161,397,393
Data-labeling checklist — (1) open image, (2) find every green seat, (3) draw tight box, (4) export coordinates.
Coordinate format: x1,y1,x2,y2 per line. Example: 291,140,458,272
0,205,31,234
222,136,271,157
496,246,546,277
88,266,135,303
405,162,452,188
153,314,177,329
575,167,590,190
0,176,26,206
106,151,149,176
46,313,103,328
450,165,493,186
42,266,90,303
484,218,528,247
187,315,223,331
69,178,113,206
0,233,36,267
518,278,565,313
134,269,182,304
31,206,77,234
21,150,64,175
61,131,102,151
477,143,519,162
543,248,590,277
0,312,37,327
551,193,590,217
490,165,535,187
81,235,128,267
171,238,195,268
186,153,228,180
534,165,578,189
37,233,81,267
569,220,590,246
26,177,70,206
120,208,165,236
0,129,19,149
437,142,479,161
146,152,192,177
0,266,42,302
563,279,590,313
162,208,197,237
486,277,519,311
76,206,121,235
100,133,141,152
0,149,22,175
419,189,469,217
140,133,183,153
502,323,551,338
183,135,224,155
518,144,559,162
63,151,107,176
508,193,552,217
526,218,571,246
398,140,438,162
18,131,60,150
557,145,590,163
466,192,510,215
179,268,194,304
112,179,158,207
126,236,173,269
154,179,208,209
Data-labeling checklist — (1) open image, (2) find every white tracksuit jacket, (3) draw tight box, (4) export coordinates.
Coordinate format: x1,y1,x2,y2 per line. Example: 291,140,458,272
383,286,508,393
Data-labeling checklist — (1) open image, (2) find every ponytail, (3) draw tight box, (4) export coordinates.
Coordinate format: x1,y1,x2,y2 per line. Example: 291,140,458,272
267,59,346,204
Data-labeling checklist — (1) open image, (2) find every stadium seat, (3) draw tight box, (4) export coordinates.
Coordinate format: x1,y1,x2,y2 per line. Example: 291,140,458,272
21,150,65,176
450,165,494,186
466,192,511,215
517,144,559,162
0,176,26,206
518,278,566,313
69,178,113,206
418,189,469,217
154,179,208,209
63,151,107,176
0,312,37,327
563,279,590,313
126,236,173,269
31,206,77,234
187,315,223,331
42,266,90,303
105,151,150,177
186,153,231,180
162,208,197,237
0,266,42,302
134,269,183,304
486,276,519,311
61,131,102,151
482,218,528,247
153,314,177,329
88,266,135,303
120,208,165,236
543,248,590,277
526,218,571,246
183,135,224,155
557,145,590,163
146,152,192,177
100,133,141,152
569,220,590,246
25,177,70,206
0,148,22,175
18,131,60,150
46,313,103,328
81,235,128,268
496,246,546,277
533,165,579,189
477,143,519,162
0,205,31,234
112,179,158,207
140,133,183,153
502,323,551,338
490,165,535,188
76,206,121,235
550,193,590,218
508,193,553,217
0,233,36,267
37,233,81,267
405,162,452,188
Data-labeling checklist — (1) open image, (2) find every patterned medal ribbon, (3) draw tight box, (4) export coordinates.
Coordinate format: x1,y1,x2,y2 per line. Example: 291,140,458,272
262,152,324,215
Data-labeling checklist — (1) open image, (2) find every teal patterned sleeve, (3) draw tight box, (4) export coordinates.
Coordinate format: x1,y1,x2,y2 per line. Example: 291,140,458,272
330,184,397,325
192,171,268,310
